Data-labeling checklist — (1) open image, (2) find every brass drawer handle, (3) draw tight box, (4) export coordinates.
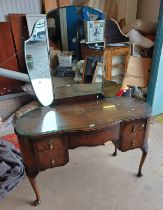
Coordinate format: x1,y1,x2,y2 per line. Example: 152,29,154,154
130,135,135,147
131,141,135,146
131,138,135,146
132,123,145,132
141,124,145,128
132,126,136,132
51,157,55,166
49,141,53,150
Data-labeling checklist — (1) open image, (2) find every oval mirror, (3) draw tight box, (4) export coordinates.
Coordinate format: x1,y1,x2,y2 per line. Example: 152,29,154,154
25,19,54,106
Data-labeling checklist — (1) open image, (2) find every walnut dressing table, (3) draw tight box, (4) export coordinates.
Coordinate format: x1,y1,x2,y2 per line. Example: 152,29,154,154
14,95,151,205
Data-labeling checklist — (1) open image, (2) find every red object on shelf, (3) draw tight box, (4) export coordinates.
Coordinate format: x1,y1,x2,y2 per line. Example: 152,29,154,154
116,88,124,97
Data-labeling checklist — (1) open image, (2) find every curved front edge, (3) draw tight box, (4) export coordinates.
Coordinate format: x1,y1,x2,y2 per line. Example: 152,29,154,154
68,123,120,149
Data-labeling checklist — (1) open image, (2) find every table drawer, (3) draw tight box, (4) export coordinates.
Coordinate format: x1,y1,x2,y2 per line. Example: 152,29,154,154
36,149,69,171
120,132,145,152
120,119,146,136
34,136,69,171
35,136,67,152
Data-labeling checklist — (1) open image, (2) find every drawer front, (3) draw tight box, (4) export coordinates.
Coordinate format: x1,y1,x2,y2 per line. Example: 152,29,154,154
120,132,145,152
68,125,120,149
36,149,69,171
35,136,67,152
34,136,69,171
120,119,146,136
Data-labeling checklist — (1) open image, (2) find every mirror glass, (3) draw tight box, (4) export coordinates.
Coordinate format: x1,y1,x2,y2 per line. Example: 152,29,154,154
46,6,105,96
25,19,54,106
24,6,124,105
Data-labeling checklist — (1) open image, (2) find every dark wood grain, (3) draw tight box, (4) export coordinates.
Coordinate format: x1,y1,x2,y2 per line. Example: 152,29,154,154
34,135,69,171
0,22,24,95
15,96,152,205
15,97,151,137
68,125,120,149
8,14,29,72
80,43,104,60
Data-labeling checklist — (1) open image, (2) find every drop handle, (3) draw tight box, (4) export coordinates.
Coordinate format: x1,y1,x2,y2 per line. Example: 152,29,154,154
51,157,55,166
49,141,53,150
131,138,135,146
141,124,145,128
132,126,136,132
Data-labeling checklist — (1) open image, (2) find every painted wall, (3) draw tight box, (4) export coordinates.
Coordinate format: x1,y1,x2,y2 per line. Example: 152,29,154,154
137,0,161,22
147,0,163,115
0,0,42,22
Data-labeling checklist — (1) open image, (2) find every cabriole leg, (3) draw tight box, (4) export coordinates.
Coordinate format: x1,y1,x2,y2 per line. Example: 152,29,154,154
137,145,148,177
28,176,41,206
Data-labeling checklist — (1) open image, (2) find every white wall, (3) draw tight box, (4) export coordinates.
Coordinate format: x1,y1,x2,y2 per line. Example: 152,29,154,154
137,0,161,23
0,0,42,22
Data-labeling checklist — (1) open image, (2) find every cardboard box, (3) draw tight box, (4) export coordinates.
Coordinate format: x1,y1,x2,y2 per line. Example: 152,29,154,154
84,20,105,44
123,56,152,87
57,51,72,67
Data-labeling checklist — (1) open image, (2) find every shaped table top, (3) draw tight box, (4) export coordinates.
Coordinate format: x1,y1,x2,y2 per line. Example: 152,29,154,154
15,97,152,137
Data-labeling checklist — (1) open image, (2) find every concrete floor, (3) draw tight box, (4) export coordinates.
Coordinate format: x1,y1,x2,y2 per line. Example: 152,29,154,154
1,121,163,210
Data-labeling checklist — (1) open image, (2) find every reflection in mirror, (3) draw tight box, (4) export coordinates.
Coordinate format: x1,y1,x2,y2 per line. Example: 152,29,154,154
42,111,57,132
25,19,54,106
24,6,123,102
46,6,105,96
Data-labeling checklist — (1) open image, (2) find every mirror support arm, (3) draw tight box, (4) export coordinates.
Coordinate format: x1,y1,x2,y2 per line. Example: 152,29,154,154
0,68,30,83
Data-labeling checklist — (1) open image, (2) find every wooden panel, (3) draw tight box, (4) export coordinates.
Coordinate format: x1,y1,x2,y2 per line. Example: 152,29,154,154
127,0,138,24
80,43,104,60
68,126,120,149
58,0,70,7
104,46,130,80
43,0,58,13
8,14,29,73
15,97,152,137
115,0,138,23
72,0,85,6
86,0,118,19
0,22,24,95
120,119,146,135
137,0,160,22
35,137,69,171
120,132,145,151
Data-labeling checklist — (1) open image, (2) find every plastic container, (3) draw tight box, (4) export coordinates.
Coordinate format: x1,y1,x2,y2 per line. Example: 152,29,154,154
57,51,72,67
